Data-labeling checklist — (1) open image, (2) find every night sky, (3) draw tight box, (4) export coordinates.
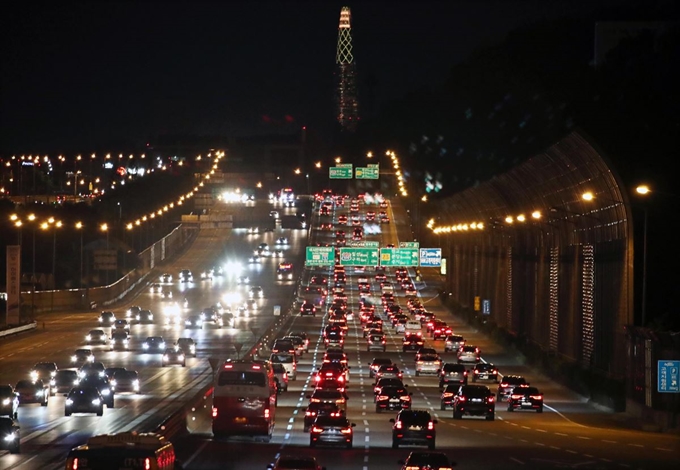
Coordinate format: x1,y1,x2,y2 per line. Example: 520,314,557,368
0,0,653,152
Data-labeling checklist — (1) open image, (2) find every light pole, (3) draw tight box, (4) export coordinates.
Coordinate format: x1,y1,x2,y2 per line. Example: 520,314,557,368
635,185,650,326
76,222,84,289
41,220,61,312
101,223,109,285
27,213,36,280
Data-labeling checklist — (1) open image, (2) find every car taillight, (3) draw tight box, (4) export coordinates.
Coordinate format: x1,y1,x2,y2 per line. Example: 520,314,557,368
145,458,151,470
306,410,316,416
264,409,270,419
311,426,323,433
71,458,79,470
458,396,466,402
400,395,411,401
464,371,468,376
395,421,403,429
500,383,508,387
341,427,352,434
442,392,453,398
427,421,435,430
377,395,388,401
338,375,345,382
511,394,523,400
530,395,543,400
488,396,495,402
475,347,480,353
212,407,218,417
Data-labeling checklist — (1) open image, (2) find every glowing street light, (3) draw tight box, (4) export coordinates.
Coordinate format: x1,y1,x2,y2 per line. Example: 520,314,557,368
582,191,594,201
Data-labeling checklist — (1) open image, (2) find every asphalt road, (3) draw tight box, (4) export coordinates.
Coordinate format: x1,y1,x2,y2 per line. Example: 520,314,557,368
0,199,308,469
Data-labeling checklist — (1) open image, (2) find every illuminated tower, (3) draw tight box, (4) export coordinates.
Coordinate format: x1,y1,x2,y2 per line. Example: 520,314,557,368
335,6,359,132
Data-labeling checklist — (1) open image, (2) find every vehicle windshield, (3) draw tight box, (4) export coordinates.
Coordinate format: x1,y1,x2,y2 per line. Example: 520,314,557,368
217,371,266,387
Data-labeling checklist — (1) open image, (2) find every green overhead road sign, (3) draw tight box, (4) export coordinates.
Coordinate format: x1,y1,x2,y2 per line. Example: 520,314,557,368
347,240,379,248
355,167,379,180
337,163,353,167
329,166,353,179
305,246,334,266
339,247,379,266
367,163,379,168
399,241,420,249
380,247,419,267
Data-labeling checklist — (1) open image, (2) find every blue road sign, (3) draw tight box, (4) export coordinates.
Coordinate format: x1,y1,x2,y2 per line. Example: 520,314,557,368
482,300,491,315
658,360,680,393
419,248,442,267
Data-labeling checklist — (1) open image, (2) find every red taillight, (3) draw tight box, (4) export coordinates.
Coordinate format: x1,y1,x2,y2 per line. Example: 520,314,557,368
458,396,466,402
395,421,403,429
475,348,480,353
443,392,453,397
400,395,411,401
341,427,352,434
311,426,323,433
315,375,321,382
488,396,495,402
530,395,543,400
464,371,468,376
511,394,523,400
72,458,79,470
212,407,218,418
264,409,270,419
377,395,388,401
427,421,435,430
500,383,508,387
306,410,316,416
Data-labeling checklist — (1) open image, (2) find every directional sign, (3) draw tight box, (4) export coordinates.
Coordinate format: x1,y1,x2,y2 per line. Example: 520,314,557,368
329,166,353,179
355,167,379,180
337,163,353,168
658,360,680,393
347,240,379,248
367,163,379,168
380,248,419,267
339,247,379,266
419,248,441,267
400,241,420,249
305,246,334,266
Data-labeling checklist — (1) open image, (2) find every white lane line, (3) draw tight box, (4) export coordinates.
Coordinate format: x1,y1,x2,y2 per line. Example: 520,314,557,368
602,439,617,444
534,442,545,446
509,457,525,465
365,436,370,442
543,404,590,428
554,432,568,436
521,425,531,430
583,454,594,458
577,436,591,440
535,429,547,433
549,446,560,450
600,458,613,462
182,440,209,467
364,455,369,462
565,450,577,454
655,447,673,452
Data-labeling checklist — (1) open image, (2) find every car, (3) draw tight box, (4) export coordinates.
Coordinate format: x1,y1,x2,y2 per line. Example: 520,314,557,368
142,336,167,352
51,369,79,396
276,236,289,245
272,339,296,356
277,262,294,280
269,210,279,218
309,414,356,448
0,417,20,453
176,337,197,357
306,389,348,412
71,348,95,365
125,305,142,320
300,300,316,317
507,386,544,413
113,319,130,333
270,353,297,381
111,370,140,393
440,383,460,410
272,248,284,258
288,331,310,353
431,321,452,340
184,314,204,329
415,354,442,377
248,254,262,263
162,347,186,367
65,386,104,416
390,409,437,449
160,288,173,300
452,384,495,420
444,335,465,352
271,363,289,393
397,451,455,470
104,367,126,381
247,226,260,234
268,455,326,470
98,311,116,325
77,374,114,407
149,283,163,293
281,335,305,356
110,330,130,351
497,375,529,401
248,285,264,299
415,348,438,361
160,273,173,283
375,364,403,382
439,363,468,390
78,361,106,378
30,362,58,386
211,265,224,276
303,402,341,432
369,358,393,378
457,345,480,364
375,273,387,283
15,379,49,406
136,309,154,324
237,274,250,285
471,363,499,382
402,333,425,352
367,333,387,352
179,269,193,282
200,269,213,280
376,385,412,412
85,329,108,345
323,330,344,349
0,385,19,419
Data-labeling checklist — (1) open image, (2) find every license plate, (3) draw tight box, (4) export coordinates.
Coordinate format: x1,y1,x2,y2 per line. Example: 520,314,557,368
389,399,400,402
472,398,482,402
408,426,422,431
479,374,488,379
234,417,247,423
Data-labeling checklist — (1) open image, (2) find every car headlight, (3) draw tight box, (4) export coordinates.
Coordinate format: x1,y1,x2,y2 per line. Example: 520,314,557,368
36,390,43,396
184,320,191,325
190,345,196,353
89,356,95,362
159,342,166,349
50,379,56,387
98,371,105,377
163,355,169,360
101,389,110,396
143,343,149,349
133,379,140,387
178,355,184,361
136,315,141,320
30,371,38,380
123,339,129,345
1,398,10,405
98,317,103,322
4,432,17,442
65,399,73,406
73,380,80,385
86,335,91,341
92,399,101,405
111,380,117,387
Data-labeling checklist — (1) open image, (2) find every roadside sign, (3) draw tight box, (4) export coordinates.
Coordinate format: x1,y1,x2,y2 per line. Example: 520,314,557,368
339,247,379,266
658,360,680,393
329,166,353,179
400,241,420,249
419,248,441,267
355,167,379,179
380,248,419,267
482,300,491,315
273,305,281,317
305,246,334,266
347,240,379,248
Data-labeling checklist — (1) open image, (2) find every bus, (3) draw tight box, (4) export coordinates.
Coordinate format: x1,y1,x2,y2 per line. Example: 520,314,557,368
212,360,276,440
277,188,295,206
64,432,176,470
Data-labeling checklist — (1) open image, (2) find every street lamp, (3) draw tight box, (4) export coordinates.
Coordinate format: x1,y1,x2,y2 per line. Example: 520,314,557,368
27,213,36,279
634,185,650,326
41,220,61,311
76,222,84,289
101,223,109,285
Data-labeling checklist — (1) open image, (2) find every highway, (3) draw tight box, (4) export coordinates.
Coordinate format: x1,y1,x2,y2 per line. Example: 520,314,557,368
0,199,307,469
1,193,678,470
172,195,679,470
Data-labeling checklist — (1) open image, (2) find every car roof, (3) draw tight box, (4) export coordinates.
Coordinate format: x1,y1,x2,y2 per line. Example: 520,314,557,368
398,409,432,420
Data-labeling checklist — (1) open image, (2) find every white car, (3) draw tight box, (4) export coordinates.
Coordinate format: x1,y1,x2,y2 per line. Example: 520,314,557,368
444,335,465,352
415,354,442,376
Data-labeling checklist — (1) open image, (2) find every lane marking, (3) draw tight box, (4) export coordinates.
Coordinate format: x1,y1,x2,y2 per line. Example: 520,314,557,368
509,457,525,465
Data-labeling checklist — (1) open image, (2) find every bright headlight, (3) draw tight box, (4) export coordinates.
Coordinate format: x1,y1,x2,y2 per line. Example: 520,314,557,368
111,380,117,387
133,379,140,386
50,379,56,386
92,399,101,405
86,335,91,341
101,389,110,395
98,317,103,322
1,398,9,405
163,355,169,360
51,371,57,377
36,390,43,396
123,339,129,345
4,433,17,442
178,355,184,361
143,343,149,349
190,345,196,352
159,342,166,349
89,356,95,362
65,399,73,405
30,371,38,380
